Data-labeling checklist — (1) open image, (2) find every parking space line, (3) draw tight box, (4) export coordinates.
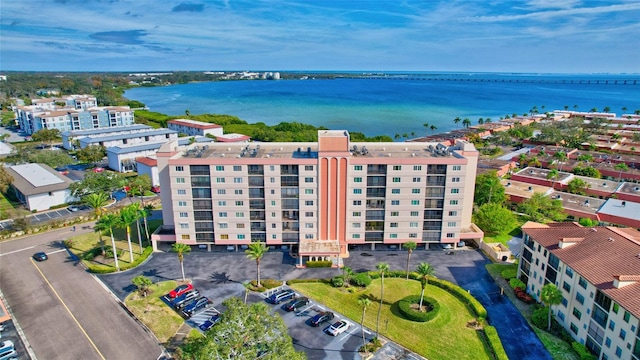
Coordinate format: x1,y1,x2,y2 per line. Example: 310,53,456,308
30,258,106,360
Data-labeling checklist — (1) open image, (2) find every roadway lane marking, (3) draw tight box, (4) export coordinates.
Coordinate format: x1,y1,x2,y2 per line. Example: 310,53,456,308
46,249,67,255
30,258,106,360
0,245,35,257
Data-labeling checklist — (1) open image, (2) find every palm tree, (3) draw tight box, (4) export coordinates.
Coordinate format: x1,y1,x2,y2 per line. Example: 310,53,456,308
141,204,154,241
422,123,429,137
429,125,437,134
172,242,191,282
553,151,567,172
540,283,563,331
342,266,353,287
83,192,110,254
462,118,471,128
358,297,372,357
245,242,269,287
478,118,484,125
403,241,417,280
621,106,627,114
485,117,492,124
415,262,436,311
453,117,461,127
95,214,121,271
118,204,138,262
546,169,559,189
375,262,389,337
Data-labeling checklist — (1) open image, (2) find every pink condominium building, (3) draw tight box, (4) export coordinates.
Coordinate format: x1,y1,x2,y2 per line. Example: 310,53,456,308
153,130,482,265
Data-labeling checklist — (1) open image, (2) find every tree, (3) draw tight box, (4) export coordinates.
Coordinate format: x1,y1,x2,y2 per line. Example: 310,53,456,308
128,174,152,198
546,169,559,189
473,203,517,236
462,118,471,128
69,171,126,198
540,284,563,331
132,275,152,297
358,297,372,358
415,262,436,311
95,213,121,271
76,145,106,164
614,163,629,182
375,262,389,338
422,123,429,137
342,266,353,287
245,242,268,288
429,124,437,134
180,297,305,360
31,128,61,148
454,117,461,127
603,106,611,113
478,118,484,125
141,204,154,241
553,151,567,172
83,192,110,254
573,166,601,179
403,241,417,280
567,178,589,195
0,165,14,193
518,193,566,223
118,204,139,262
172,242,191,282
474,171,507,206
127,202,144,251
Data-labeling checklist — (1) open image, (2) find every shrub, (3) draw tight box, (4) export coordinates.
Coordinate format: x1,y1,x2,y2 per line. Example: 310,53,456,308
82,247,102,261
305,260,332,268
509,278,526,289
260,279,282,289
286,278,325,285
397,295,440,322
531,306,549,329
500,268,517,280
87,246,153,274
428,278,487,320
350,272,372,287
572,342,597,360
480,326,509,360
331,276,344,288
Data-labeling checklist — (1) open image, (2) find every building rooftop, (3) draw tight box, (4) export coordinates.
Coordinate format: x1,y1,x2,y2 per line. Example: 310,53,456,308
106,142,168,155
548,191,605,215
514,167,573,183
617,182,640,196
82,128,176,144
61,124,151,137
502,179,552,198
574,176,621,192
168,119,221,129
523,224,640,319
6,163,74,196
598,199,640,221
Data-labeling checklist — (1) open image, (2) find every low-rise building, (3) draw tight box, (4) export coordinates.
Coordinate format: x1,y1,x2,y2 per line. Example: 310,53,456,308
167,119,223,137
61,124,152,150
5,164,75,211
519,222,640,360
215,133,251,143
79,128,177,149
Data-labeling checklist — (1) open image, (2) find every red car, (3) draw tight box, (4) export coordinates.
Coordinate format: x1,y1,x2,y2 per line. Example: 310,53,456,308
151,186,161,193
169,284,194,299
93,167,105,173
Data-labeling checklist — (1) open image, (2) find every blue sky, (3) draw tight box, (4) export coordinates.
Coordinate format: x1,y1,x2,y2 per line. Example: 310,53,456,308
1,0,639,73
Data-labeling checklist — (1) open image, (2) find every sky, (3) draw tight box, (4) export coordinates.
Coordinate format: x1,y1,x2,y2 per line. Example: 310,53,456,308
1,0,639,73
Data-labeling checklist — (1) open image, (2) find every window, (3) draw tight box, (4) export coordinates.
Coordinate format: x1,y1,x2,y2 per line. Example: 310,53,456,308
219,223,228,229
563,282,571,292
178,201,187,206
180,223,189,229
390,211,399,216
305,223,314,229
615,346,622,357
390,234,398,238
570,323,578,334
305,234,314,239
218,212,227,217
393,165,401,170
305,177,313,183
612,303,619,314
181,234,190,240
235,201,244,206
392,177,401,183
605,337,611,348
218,201,227,206
561,298,568,307
391,200,400,205
353,212,361,216
448,211,458,216
447,221,456,227
578,277,588,289
452,177,460,182
176,177,185,183
235,212,244,217
412,188,420,194
391,189,400,194
412,177,421,183
446,233,455,238
305,189,314,194
305,165,314,171
451,188,459,194
452,165,461,171
177,189,187,195
354,165,363,171
411,200,420,205
410,222,418,228
215,165,224,171
352,223,361,228
305,200,314,206
176,166,184,172
271,201,276,206
305,211,313,217
217,189,226,195
237,234,245,240
233,165,242,171
565,267,574,278
353,189,362,194
390,222,398,228
619,329,626,340
576,293,585,305
179,212,188,218
353,234,361,239
216,177,225,183
409,233,417,238
623,311,630,323
410,211,419,216
234,189,243,195
354,177,363,183
413,165,422,171
450,200,458,205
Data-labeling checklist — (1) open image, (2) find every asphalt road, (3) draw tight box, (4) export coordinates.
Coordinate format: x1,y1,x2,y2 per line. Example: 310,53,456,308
0,226,165,360
101,247,551,360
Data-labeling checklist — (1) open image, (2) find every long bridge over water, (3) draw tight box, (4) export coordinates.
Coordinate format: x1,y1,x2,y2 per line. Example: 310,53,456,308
338,75,639,85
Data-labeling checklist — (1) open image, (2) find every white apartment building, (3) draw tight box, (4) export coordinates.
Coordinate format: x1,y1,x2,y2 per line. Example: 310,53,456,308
5,164,75,211
152,130,482,265
167,119,223,137
519,222,640,360
61,124,153,150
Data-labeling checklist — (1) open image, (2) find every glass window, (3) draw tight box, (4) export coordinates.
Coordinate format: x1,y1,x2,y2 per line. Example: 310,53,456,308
353,189,362,194
450,200,458,205
219,223,228,229
391,188,400,194
410,211,419,216
623,311,630,323
216,177,225,183
615,347,622,357
612,303,619,313
451,188,459,194
354,165,362,171
353,212,361,216
412,177,421,182
409,233,417,238
234,189,242,195
412,188,420,194
578,277,588,289
218,201,226,206
390,222,398,228
565,267,574,278
217,189,226,195
175,166,184,172
218,212,227,217
391,200,400,205
181,234,190,240
413,165,422,171
178,201,187,206
235,201,243,206
390,233,398,238
305,177,313,183
605,337,611,348
410,222,418,228
576,293,585,305
179,212,188,218
452,177,460,182
305,165,314,171
354,177,362,183
562,282,571,292
411,200,420,205
392,177,401,183
215,165,224,171
305,200,313,206
391,211,399,216
393,165,401,170
619,329,626,340
237,234,245,240
447,221,456,227
176,177,185,183
352,223,361,228
305,189,314,194
570,323,578,334
233,165,241,171
452,165,461,171
178,189,187,195
448,211,457,216
446,233,455,238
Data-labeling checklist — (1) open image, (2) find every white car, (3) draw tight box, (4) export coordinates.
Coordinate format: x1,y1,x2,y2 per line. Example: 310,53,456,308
325,320,349,336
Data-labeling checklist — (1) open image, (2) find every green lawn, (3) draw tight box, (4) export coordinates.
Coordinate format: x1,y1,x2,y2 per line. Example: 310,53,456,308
0,192,28,219
534,328,579,360
290,278,490,360
125,280,184,343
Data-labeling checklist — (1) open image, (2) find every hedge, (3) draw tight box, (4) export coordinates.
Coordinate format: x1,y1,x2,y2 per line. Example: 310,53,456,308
351,272,372,287
331,276,344,287
428,277,487,320
500,268,517,280
509,278,526,289
572,342,597,360
87,246,153,274
397,295,440,322
286,278,327,285
480,325,509,360
305,260,332,268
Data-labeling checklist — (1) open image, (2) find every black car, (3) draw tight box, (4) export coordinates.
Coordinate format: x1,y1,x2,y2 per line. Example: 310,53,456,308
32,252,48,261
198,314,221,332
265,289,295,304
309,311,334,327
182,297,212,317
282,297,310,312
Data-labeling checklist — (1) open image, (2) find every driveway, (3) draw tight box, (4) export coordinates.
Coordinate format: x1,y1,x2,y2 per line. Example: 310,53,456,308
100,248,551,360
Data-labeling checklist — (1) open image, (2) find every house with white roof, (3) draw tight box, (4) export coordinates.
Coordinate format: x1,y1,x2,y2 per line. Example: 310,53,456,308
5,164,75,211
167,119,223,137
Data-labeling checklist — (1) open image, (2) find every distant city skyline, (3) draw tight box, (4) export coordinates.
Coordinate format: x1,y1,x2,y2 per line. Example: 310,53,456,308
1,0,639,73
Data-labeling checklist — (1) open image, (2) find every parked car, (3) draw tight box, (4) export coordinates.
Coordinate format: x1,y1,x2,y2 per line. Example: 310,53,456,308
309,311,334,327
198,314,221,332
92,167,105,173
0,349,17,360
172,290,200,309
67,205,82,212
151,186,161,193
32,252,48,262
169,284,194,299
182,297,212,317
282,297,309,312
325,320,350,336
265,289,295,304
